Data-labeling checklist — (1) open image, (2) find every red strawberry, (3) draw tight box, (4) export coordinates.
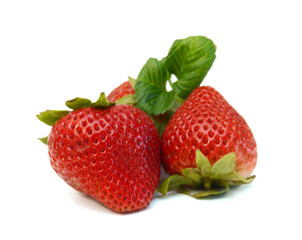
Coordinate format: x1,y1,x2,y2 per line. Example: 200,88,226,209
107,81,135,102
158,86,257,197
38,94,161,213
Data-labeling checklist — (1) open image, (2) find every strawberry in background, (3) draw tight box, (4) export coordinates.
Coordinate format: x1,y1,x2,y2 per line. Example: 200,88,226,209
107,80,135,102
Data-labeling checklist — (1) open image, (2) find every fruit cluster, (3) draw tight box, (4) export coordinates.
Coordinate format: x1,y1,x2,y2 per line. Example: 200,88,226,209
37,36,257,213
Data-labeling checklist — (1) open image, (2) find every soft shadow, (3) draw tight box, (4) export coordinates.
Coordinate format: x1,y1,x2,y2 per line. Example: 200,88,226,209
67,191,116,215
68,191,155,216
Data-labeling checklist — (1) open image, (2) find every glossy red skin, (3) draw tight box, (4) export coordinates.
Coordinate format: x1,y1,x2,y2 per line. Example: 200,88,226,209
48,105,161,213
107,81,135,102
161,86,257,178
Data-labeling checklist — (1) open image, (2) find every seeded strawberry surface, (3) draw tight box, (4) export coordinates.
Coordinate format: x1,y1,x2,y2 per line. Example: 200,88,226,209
48,105,160,213
107,81,135,102
161,86,257,178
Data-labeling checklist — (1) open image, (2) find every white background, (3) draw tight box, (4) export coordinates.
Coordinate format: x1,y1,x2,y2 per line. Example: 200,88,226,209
1,0,301,239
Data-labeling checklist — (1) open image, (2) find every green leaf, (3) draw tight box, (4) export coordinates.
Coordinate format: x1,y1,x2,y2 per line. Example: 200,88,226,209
182,168,202,183
91,92,115,109
115,94,137,105
38,136,48,145
65,97,91,110
36,110,70,126
128,76,136,88
176,182,229,199
166,36,216,99
192,183,230,199
210,153,236,179
135,58,175,115
226,172,256,185
245,175,256,182
157,175,194,196
195,149,211,177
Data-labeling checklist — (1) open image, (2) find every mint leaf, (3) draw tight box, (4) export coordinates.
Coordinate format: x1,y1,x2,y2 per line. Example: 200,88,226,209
134,36,216,116
166,36,216,99
135,58,175,115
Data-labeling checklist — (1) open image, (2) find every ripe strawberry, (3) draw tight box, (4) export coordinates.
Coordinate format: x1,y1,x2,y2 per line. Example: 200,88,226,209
38,94,161,213
158,86,257,197
107,81,135,102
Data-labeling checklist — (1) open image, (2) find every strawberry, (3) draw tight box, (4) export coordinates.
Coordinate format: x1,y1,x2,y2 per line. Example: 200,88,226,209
158,86,257,198
107,81,135,102
37,94,161,213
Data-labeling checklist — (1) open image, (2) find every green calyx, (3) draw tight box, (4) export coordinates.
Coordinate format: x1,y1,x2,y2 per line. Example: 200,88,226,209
157,150,255,199
37,93,115,126
36,93,116,144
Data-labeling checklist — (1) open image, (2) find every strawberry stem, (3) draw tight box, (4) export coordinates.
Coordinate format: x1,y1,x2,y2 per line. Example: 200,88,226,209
204,179,212,190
